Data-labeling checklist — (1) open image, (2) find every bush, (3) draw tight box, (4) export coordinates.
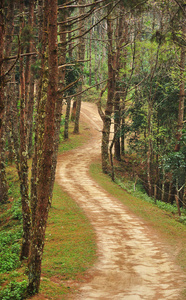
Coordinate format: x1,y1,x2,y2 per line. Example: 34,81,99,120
0,280,27,300
11,198,22,220
115,177,186,221
0,228,22,273
179,216,186,225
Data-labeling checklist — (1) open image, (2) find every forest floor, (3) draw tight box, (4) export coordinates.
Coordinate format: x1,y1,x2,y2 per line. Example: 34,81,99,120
54,102,185,300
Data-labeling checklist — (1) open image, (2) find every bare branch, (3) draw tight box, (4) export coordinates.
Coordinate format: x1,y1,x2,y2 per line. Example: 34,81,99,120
4,52,37,61
58,77,81,95
58,0,106,9
173,0,186,15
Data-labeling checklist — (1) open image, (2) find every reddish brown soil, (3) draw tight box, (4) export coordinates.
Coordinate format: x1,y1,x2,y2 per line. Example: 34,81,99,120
56,102,185,300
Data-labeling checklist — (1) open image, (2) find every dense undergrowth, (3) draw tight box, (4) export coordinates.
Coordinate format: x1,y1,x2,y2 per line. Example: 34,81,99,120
115,178,186,225
0,166,28,300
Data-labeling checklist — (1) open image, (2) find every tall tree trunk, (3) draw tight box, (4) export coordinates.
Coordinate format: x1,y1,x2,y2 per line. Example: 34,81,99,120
114,9,125,161
102,13,115,173
28,0,58,294
114,91,121,160
89,28,92,86
4,0,15,163
147,100,152,197
26,0,35,157
120,18,128,156
121,112,125,155
30,0,47,228
73,0,85,134
174,20,185,151
18,0,31,260
0,0,8,203
64,96,71,139
50,2,67,200
10,80,21,180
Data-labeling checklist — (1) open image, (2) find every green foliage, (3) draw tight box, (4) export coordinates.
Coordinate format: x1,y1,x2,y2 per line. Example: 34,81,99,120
115,178,186,218
11,198,22,220
0,227,22,273
163,151,186,184
65,58,81,95
0,280,27,300
20,25,34,47
58,116,65,143
179,216,186,226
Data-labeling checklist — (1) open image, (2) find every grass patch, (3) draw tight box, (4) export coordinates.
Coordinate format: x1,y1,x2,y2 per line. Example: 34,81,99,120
90,162,186,276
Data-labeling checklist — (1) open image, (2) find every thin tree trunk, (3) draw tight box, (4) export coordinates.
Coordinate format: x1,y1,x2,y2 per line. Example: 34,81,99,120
19,0,31,260
174,21,185,151
50,2,67,200
161,170,165,202
102,13,115,173
64,96,71,139
120,18,128,157
147,100,152,197
26,0,35,157
114,8,126,161
4,0,15,163
10,81,21,180
89,29,92,86
114,91,121,160
74,0,85,134
0,0,8,203
30,0,47,228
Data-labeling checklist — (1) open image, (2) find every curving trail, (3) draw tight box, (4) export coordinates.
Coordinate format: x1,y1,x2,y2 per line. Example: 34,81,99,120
56,102,185,300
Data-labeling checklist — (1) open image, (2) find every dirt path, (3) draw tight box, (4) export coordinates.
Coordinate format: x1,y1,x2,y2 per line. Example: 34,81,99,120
56,102,185,300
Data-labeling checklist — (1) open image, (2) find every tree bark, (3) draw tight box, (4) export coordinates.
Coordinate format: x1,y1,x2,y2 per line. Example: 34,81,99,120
19,0,31,260
147,99,152,197
30,0,47,228
28,0,58,294
64,96,71,139
26,0,35,157
50,1,67,201
101,13,115,173
174,19,185,152
0,0,8,204
114,7,126,161
4,0,15,163
73,0,85,134
89,28,92,86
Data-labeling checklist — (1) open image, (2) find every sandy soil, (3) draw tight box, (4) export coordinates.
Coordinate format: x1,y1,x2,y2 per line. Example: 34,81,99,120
56,102,185,300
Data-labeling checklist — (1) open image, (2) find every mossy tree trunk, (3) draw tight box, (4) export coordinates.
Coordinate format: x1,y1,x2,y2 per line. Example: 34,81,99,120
30,0,48,228
101,13,115,173
28,0,58,294
0,0,8,204
50,1,67,200
19,0,31,260
114,5,126,161
26,0,35,158
174,18,185,152
73,0,85,134
4,0,15,163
